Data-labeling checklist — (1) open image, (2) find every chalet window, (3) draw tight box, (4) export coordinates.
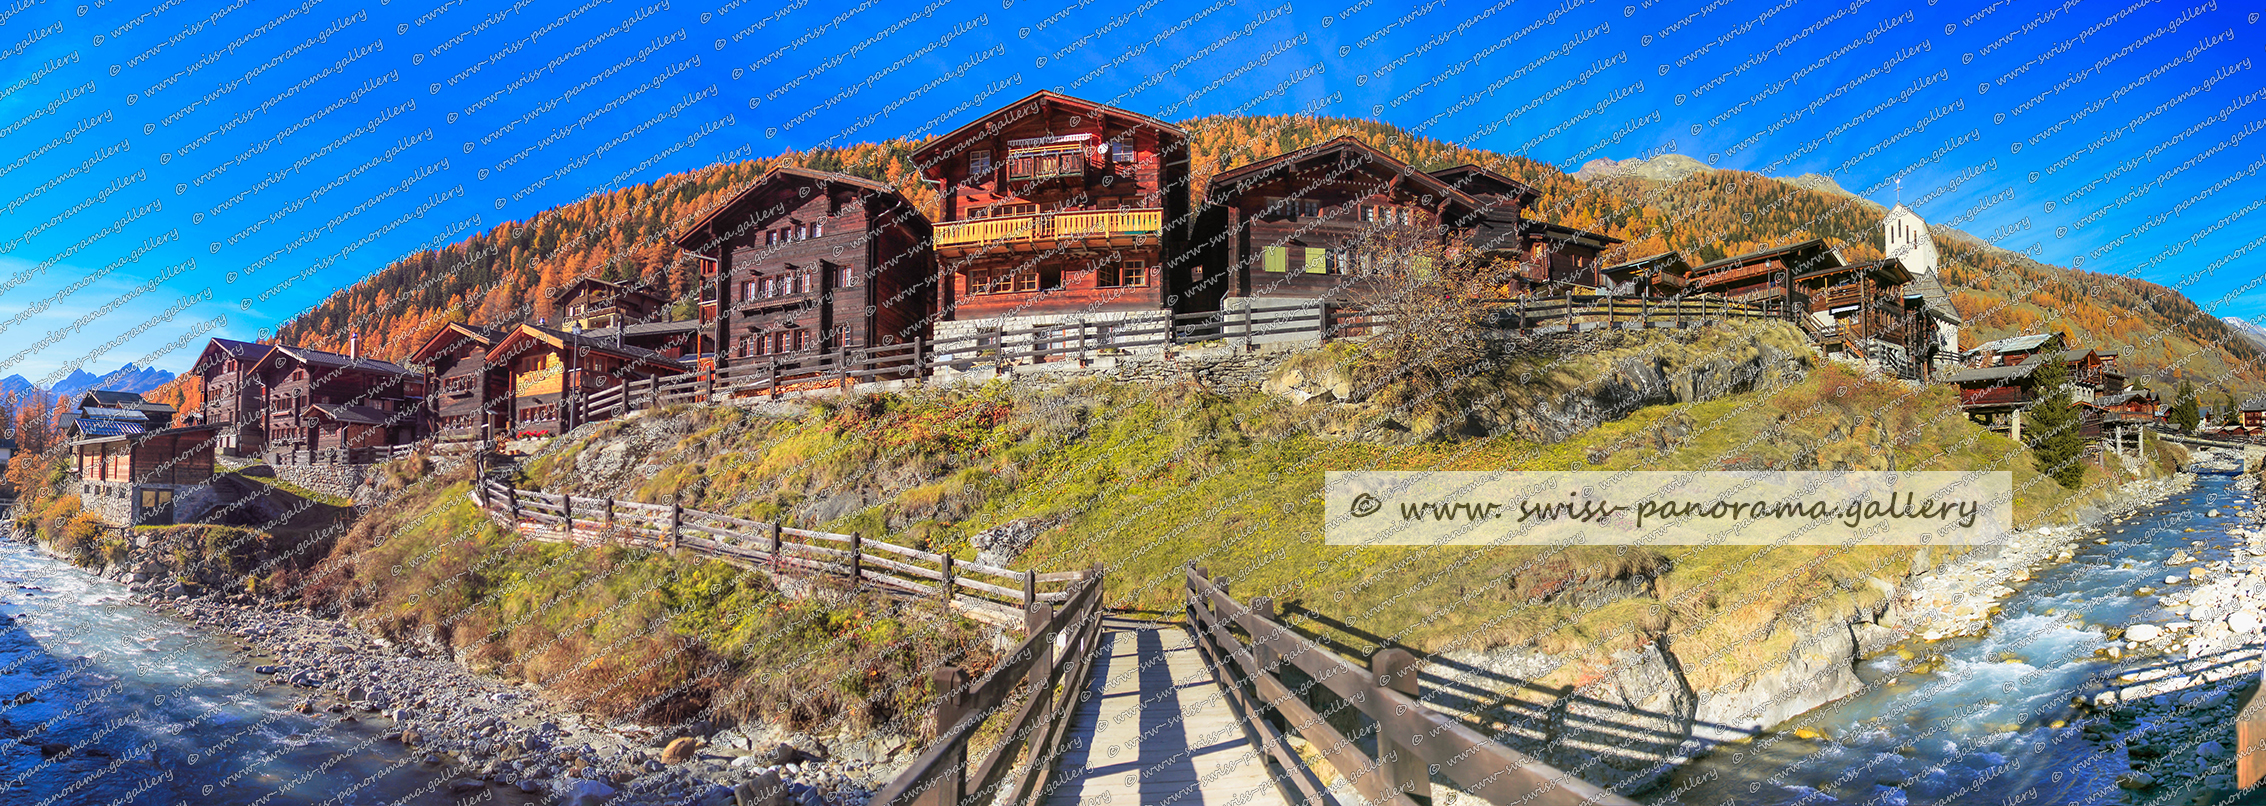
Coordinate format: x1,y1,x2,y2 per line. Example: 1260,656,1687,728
812,221,824,238
969,150,993,177
793,330,809,351
1109,135,1134,163
1006,143,1085,180
1304,247,1328,274
1263,246,1288,273
1015,272,1039,292
840,265,858,287
744,279,758,300
1298,199,1320,217
1099,259,1148,288
766,231,776,245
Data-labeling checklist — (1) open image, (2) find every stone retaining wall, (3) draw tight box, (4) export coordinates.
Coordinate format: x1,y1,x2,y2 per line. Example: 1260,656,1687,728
273,463,367,503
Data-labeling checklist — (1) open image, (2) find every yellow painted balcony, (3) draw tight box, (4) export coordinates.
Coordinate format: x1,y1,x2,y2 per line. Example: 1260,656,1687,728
933,208,1161,254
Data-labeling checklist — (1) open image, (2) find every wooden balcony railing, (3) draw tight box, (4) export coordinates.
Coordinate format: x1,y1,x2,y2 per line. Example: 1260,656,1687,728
1959,386,2030,408
933,208,1161,250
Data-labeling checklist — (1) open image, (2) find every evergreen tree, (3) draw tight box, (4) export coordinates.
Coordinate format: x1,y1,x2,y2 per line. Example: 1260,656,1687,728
2171,380,2200,432
2223,391,2242,427
2024,357,2086,489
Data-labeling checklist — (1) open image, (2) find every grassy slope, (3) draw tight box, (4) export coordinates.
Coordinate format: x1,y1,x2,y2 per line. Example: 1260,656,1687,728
281,469,999,735
522,327,2183,693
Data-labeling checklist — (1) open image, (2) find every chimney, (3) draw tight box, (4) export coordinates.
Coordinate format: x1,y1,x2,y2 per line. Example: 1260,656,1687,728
349,331,359,359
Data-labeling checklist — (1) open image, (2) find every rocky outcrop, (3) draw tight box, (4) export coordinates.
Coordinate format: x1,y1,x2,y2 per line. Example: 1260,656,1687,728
1687,619,1863,744
1263,322,1815,444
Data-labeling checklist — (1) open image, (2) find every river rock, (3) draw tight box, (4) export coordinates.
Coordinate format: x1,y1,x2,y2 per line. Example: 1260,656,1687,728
2126,623,2163,643
2231,611,2261,634
661,737,701,763
562,779,617,806
2117,771,2155,789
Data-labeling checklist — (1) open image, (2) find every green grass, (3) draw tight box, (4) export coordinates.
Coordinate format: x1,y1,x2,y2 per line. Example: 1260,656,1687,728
513,327,2180,694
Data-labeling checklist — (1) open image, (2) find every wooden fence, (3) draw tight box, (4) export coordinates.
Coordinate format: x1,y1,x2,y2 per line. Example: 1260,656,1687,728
1184,565,1638,806
873,568,1108,806
575,293,1771,421
1491,293,1776,336
469,478,1085,628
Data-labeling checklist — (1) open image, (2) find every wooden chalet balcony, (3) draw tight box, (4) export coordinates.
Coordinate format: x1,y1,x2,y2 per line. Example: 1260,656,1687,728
1959,386,2030,408
1816,285,1863,308
933,208,1161,254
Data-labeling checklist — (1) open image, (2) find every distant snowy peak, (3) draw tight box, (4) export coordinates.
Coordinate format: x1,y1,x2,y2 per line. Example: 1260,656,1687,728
1574,153,1710,183
0,365,175,401
2223,316,2266,351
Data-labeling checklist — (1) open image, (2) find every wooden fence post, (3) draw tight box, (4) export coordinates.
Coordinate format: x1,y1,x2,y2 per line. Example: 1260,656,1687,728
938,553,956,611
769,522,783,576
1249,596,1278,672
562,494,573,539
1318,301,1335,342
911,336,926,384
848,532,862,589
669,503,683,551
769,356,781,400
605,496,616,534
1241,305,1254,351
507,485,520,526
1372,647,1432,802
919,667,970,806
1023,571,1037,614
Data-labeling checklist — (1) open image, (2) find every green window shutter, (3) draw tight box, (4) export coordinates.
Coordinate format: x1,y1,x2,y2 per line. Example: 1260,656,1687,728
1263,246,1288,273
1305,247,1328,274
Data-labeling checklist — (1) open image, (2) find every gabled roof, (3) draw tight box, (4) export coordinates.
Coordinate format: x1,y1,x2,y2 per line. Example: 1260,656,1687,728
1205,137,1485,214
1938,362,2042,385
1522,220,1626,249
268,345,414,376
908,90,1184,165
308,403,392,426
482,323,691,374
549,276,671,305
1800,257,1913,286
195,338,275,373
68,422,217,447
672,165,915,251
1427,163,1541,203
1970,333,2060,355
1688,239,1840,275
71,419,146,437
407,322,505,365
2099,390,2159,406
1901,273,1962,324
79,407,150,421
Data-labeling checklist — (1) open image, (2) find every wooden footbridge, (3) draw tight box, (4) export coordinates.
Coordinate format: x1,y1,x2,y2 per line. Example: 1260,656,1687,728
474,478,1637,804
875,565,1641,806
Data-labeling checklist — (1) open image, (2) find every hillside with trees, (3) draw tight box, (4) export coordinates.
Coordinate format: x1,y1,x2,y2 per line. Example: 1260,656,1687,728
270,115,2266,398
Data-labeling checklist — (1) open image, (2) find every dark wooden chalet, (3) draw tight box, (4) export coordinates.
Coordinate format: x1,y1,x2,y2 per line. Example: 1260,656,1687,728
408,322,508,445
1597,253,1691,297
1938,360,2043,438
1427,163,1540,257
1963,333,2065,368
2241,400,2266,430
64,390,176,439
555,277,669,331
672,166,932,373
911,90,1191,332
2059,348,2125,402
1792,257,1913,359
1685,240,1844,318
70,423,217,526
1516,221,1626,292
485,322,687,437
191,337,277,456
1196,137,1485,307
257,339,424,461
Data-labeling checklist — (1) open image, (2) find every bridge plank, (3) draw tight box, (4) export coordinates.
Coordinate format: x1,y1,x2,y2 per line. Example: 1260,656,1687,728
1043,619,1290,806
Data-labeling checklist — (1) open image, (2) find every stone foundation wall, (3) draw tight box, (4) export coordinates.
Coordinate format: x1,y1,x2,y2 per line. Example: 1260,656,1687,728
273,463,368,503
74,480,133,525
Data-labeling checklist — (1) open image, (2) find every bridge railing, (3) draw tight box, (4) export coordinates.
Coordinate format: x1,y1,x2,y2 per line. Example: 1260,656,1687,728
1184,565,1639,806
469,478,1086,628
872,567,1108,806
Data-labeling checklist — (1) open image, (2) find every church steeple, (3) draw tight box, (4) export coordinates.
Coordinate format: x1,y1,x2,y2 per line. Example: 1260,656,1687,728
1884,202,1938,276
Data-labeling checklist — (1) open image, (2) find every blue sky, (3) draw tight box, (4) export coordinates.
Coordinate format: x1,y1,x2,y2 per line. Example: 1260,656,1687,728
0,0,2259,384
